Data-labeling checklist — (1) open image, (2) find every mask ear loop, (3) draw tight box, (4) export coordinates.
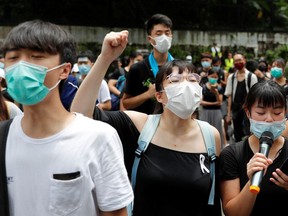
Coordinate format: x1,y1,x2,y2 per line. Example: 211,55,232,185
48,80,61,91
47,62,67,91
47,62,67,72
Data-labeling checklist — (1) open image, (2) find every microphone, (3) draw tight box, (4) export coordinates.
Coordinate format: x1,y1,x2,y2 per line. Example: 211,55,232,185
250,131,274,194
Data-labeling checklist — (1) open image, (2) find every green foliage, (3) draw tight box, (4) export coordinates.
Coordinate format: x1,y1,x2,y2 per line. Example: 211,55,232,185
264,49,276,64
170,45,187,60
77,42,101,57
275,0,288,25
276,45,288,61
265,44,288,63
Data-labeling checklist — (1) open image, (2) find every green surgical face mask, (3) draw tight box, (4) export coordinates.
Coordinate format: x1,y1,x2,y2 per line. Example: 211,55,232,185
5,61,65,105
208,77,218,85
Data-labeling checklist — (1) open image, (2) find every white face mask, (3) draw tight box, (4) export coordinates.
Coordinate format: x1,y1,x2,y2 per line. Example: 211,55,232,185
151,34,172,54
164,82,202,119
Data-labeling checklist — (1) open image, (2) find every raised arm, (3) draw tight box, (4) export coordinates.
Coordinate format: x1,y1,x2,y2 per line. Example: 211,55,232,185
71,31,129,117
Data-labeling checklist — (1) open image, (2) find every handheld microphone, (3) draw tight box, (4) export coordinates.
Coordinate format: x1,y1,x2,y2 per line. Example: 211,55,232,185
250,131,274,194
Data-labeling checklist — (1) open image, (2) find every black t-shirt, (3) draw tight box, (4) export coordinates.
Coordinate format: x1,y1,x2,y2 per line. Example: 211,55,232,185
124,58,156,114
219,139,288,215
202,85,224,110
281,83,288,96
134,144,221,216
232,80,247,112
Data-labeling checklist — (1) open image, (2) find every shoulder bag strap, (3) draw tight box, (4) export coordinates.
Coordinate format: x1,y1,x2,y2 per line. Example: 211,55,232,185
248,72,252,89
0,119,13,216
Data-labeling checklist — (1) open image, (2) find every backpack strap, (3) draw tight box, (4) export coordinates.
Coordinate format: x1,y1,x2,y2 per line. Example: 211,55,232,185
197,120,216,205
128,114,161,216
0,119,13,216
131,114,161,190
248,72,252,89
231,73,235,102
129,116,216,215
231,71,252,101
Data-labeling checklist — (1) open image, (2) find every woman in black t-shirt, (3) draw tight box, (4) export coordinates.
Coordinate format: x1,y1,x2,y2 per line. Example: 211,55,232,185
219,80,288,216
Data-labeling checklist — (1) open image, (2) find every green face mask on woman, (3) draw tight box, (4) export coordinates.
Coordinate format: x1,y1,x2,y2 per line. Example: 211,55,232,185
270,67,283,79
5,61,65,105
208,77,218,85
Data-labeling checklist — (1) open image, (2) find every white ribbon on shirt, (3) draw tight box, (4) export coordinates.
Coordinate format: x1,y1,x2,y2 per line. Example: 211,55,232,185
199,154,210,174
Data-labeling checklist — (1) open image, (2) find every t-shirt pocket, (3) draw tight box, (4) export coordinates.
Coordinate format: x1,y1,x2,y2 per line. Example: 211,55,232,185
49,173,83,215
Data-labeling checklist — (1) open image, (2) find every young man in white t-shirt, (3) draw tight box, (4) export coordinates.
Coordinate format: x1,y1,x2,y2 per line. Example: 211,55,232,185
2,20,133,216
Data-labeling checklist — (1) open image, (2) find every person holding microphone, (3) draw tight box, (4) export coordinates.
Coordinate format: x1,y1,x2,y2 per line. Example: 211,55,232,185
219,80,288,216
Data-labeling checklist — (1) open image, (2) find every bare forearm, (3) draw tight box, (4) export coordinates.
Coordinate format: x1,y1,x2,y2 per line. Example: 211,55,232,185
223,183,256,216
108,79,121,96
98,100,112,111
227,96,232,116
122,91,151,110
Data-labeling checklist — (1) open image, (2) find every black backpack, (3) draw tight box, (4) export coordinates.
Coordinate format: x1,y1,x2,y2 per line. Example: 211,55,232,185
0,119,13,216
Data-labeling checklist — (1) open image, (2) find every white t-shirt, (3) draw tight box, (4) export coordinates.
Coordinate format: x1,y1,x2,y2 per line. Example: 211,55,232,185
6,113,133,216
97,79,111,104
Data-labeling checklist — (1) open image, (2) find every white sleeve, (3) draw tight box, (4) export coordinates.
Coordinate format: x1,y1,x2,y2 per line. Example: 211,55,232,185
224,73,233,97
6,101,23,118
251,73,258,87
93,128,134,211
97,80,111,103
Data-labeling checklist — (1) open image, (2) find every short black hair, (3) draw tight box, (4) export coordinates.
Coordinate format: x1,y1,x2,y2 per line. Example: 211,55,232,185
129,51,142,59
273,58,286,68
246,59,258,72
145,14,173,35
2,19,77,65
77,50,96,63
201,52,212,59
212,56,221,64
244,80,286,113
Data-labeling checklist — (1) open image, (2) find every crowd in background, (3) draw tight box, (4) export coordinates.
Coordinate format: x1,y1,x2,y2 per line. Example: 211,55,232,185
59,45,288,147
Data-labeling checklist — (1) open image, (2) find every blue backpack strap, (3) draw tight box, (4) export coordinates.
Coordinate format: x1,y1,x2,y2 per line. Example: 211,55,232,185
128,114,161,216
131,114,161,190
197,120,216,205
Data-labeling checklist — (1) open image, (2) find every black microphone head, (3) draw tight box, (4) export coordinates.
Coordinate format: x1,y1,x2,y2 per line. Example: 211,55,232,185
260,131,274,146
